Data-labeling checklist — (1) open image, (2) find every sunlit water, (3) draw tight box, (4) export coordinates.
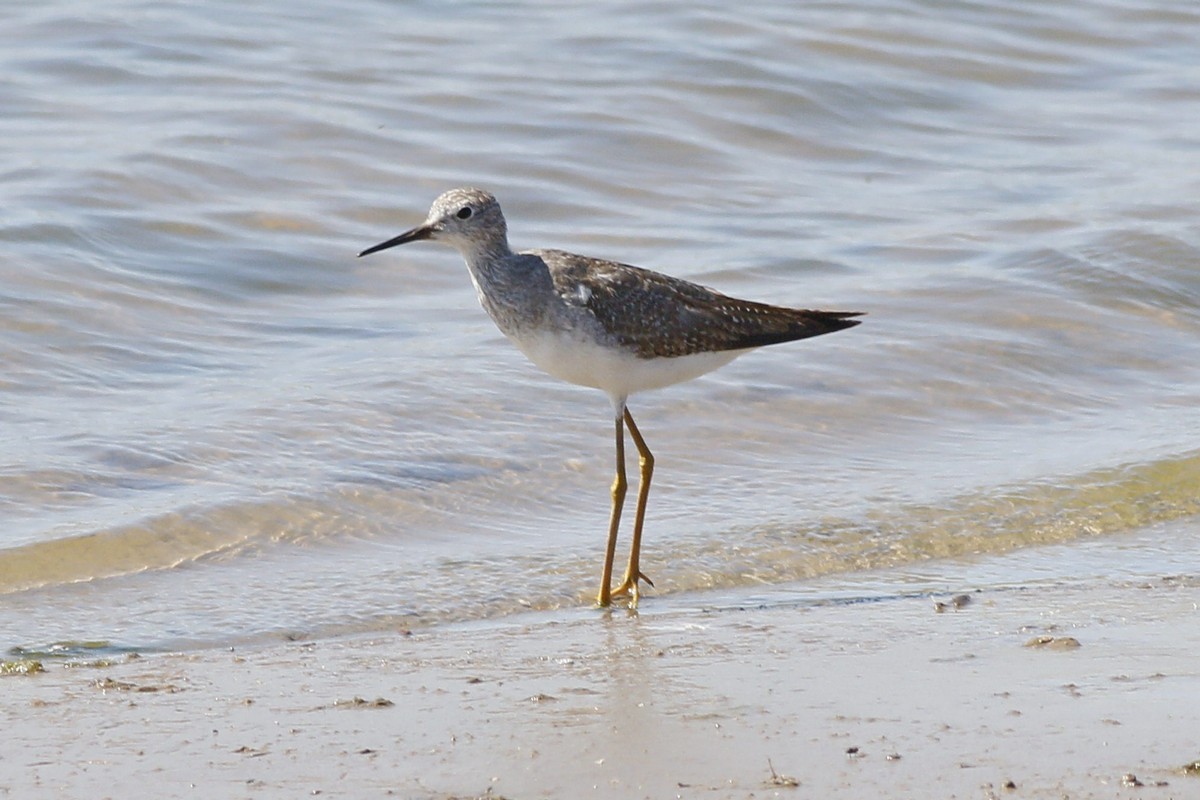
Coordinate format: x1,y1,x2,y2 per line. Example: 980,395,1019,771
3,0,1199,652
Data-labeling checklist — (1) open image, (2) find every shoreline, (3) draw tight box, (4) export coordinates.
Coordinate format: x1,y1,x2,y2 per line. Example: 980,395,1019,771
4,525,1199,799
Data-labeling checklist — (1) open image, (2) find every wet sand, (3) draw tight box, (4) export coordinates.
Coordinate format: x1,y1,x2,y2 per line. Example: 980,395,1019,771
4,542,1199,799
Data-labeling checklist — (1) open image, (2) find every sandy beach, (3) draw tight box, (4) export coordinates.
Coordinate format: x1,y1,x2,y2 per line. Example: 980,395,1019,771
5,522,1199,800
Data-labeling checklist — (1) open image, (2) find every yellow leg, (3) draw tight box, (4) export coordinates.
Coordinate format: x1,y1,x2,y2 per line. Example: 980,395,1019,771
611,407,654,607
597,413,627,607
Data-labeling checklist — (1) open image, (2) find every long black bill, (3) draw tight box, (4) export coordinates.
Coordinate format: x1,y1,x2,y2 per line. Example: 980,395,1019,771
357,224,434,258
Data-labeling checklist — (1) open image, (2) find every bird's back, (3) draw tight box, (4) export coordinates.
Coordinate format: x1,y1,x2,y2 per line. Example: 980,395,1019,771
529,248,862,360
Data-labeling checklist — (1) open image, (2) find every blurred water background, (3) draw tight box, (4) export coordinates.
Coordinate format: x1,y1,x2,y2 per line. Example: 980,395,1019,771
2,0,1199,652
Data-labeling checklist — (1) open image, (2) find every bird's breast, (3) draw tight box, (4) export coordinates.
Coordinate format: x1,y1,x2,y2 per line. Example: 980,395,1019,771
507,327,745,400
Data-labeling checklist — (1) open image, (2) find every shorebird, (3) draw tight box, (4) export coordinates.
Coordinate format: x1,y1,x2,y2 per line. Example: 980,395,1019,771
359,188,861,607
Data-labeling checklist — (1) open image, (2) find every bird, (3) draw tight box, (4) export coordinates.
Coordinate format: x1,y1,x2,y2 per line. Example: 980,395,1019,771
359,188,861,607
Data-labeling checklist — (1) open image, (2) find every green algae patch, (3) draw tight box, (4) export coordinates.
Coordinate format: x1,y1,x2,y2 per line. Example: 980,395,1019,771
1,659,45,676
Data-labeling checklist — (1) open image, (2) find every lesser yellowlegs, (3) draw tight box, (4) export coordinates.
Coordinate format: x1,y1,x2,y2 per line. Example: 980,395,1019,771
359,188,861,607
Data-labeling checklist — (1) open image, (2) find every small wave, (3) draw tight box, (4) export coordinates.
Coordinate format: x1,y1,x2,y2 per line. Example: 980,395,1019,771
653,449,1200,596
0,508,250,595
0,492,372,595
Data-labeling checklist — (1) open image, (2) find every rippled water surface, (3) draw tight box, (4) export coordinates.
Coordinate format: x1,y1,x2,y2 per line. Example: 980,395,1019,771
3,0,1199,651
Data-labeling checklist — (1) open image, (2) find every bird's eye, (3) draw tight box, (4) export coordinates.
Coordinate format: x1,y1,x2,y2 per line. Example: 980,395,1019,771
456,206,473,220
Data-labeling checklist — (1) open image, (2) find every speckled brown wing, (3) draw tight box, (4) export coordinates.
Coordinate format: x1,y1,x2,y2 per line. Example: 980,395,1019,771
536,249,863,359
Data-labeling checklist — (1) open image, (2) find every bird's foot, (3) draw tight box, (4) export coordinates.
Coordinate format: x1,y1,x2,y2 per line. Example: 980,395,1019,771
610,571,654,607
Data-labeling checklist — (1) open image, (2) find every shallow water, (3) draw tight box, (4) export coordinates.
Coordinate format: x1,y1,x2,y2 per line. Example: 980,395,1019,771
2,0,1199,651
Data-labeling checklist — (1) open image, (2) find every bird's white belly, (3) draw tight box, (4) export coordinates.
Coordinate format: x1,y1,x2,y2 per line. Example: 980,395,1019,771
510,329,745,402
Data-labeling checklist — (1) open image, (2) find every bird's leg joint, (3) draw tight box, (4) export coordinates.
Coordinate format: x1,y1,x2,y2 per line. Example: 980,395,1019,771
610,471,627,502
